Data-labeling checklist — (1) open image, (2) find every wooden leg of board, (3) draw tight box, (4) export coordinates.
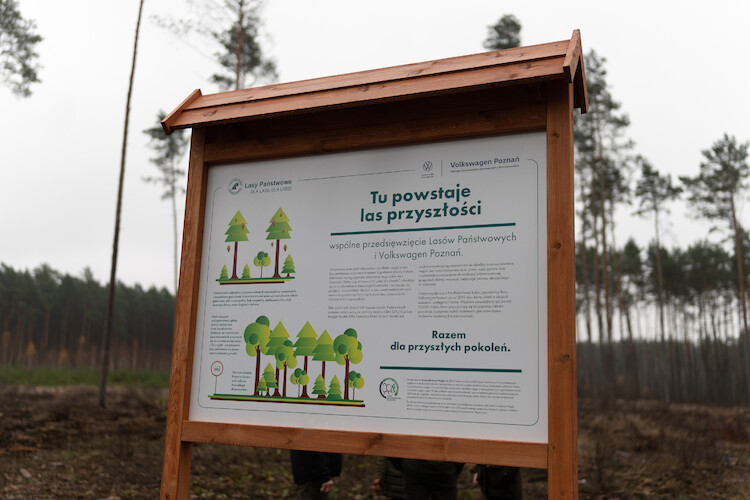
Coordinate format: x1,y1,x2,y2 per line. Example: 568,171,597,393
546,81,578,499
161,129,208,499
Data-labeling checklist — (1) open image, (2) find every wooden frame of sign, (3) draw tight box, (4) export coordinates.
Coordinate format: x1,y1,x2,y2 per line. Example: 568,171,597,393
160,31,587,499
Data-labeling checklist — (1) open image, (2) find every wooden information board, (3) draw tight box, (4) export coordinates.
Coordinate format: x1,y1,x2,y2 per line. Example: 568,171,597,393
160,31,588,500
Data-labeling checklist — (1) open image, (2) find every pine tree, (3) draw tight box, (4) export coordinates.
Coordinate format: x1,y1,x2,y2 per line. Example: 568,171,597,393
327,375,342,401
143,111,188,292
312,374,327,398
483,14,521,50
312,330,336,389
293,321,317,398
225,211,250,279
0,0,43,97
266,207,292,278
282,254,295,278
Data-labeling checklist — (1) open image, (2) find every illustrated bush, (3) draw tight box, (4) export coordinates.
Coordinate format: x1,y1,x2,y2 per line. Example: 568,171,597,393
241,264,251,279
219,265,228,280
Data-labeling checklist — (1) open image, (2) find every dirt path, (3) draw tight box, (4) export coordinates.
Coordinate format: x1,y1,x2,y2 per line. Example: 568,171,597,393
1,386,748,498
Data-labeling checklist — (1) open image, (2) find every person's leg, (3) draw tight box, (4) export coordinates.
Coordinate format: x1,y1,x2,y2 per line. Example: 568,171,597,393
295,481,326,500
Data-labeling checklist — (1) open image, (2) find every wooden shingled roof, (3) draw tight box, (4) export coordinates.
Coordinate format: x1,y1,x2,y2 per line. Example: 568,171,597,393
162,30,587,135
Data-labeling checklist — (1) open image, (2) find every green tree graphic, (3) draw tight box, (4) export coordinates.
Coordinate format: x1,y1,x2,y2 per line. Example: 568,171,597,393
256,375,268,396
275,339,297,397
219,265,228,280
334,328,363,400
266,207,292,278
312,374,327,398
327,375,343,401
266,321,290,396
244,315,271,395
254,251,271,278
293,321,317,398
241,264,251,279
262,363,278,395
226,210,249,279
312,330,336,395
348,371,364,400
291,368,309,397
282,254,296,278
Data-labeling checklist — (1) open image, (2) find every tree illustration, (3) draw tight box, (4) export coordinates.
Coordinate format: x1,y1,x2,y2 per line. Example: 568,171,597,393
282,254,296,278
312,329,336,388
262,363,278,396
241,264,251,279
265,321,290,396
334,328,363,400
244,315,271,395
219,265,229,280
226,210,249,279
312,374,327,398
327,375,343,401
293,321,317,398
291,368,309,397
256,376,268,396
348,371,364,400
275,339,297,397
254,251,271,278
266,207,292,278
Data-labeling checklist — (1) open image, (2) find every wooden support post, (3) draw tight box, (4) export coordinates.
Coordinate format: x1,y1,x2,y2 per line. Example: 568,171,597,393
546,81,577,499
161,129,207,500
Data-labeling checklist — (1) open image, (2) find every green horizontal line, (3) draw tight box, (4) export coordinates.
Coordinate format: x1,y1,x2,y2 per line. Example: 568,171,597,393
380,366,521,373
331,222,515,236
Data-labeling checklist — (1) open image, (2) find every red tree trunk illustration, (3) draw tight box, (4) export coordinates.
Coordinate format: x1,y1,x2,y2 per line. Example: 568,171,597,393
283,364,288,397
343,356,350,400
273,367,281,397
254,346,261,396
273,239,281,278
301,356,310,398
231,241,239,279
318,361,326,398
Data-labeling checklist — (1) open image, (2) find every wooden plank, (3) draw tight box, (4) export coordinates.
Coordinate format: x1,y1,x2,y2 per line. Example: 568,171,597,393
546,82,578,499
169,57,565,131
184,40,570,111
204,103,546,164
181,421,548,469
562,30,582,84
160,129,208,500
162,89,201,135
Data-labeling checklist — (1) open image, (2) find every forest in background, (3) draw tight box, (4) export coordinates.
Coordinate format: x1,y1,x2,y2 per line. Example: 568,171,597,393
0,263,174,372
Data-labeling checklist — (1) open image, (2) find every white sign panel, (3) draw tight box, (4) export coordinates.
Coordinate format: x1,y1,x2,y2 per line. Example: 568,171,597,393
188,133,548,443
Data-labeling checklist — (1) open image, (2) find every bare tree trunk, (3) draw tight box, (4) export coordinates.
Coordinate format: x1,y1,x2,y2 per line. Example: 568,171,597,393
234,0,245,90
99,0,145,408
171,188,179,293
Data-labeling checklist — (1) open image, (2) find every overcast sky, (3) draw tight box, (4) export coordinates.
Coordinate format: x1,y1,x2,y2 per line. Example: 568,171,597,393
2,0,748,292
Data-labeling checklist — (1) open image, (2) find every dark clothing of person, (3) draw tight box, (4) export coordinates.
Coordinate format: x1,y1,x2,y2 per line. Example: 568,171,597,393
393,458,463,500
289,450,343,500
375,456,407,499
474,465,522,500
